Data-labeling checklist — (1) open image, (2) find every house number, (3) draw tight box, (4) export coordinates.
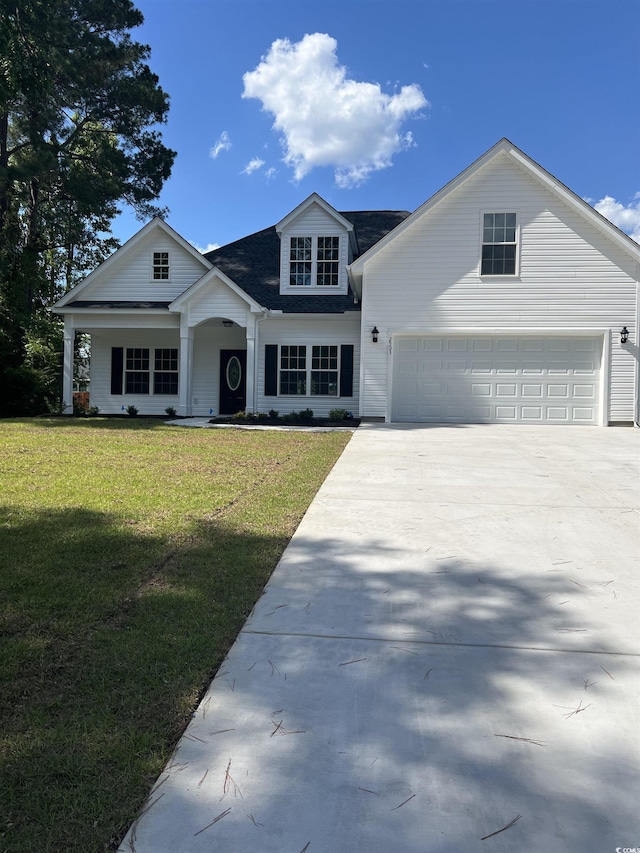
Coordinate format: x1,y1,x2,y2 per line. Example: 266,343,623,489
226,356,242,391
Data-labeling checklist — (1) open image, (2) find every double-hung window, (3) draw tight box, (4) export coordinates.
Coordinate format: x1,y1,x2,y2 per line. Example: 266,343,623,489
125,348,150,394
289,236,340,287
154,349,179,395
311,345,338,395
118,347,178,395
152,251,170,280
481,213,517,275
265,344,353,398
289,238,312,287
279,345,307,394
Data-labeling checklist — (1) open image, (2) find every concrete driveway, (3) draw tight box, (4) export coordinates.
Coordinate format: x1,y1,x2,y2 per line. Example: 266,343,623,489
119,424,640,853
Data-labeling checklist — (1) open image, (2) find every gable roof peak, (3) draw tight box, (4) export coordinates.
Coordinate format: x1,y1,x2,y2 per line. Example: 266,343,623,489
275,192,354,234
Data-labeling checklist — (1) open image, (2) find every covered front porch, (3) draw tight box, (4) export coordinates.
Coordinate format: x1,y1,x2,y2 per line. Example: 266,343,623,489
59,267,267,416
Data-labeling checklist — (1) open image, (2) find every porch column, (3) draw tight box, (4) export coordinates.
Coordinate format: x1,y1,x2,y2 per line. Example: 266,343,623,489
62,317,74,415
178,319,194,417
245,314,256,413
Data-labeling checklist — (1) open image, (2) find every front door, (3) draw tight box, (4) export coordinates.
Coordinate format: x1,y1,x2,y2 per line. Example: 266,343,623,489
219,350,247,414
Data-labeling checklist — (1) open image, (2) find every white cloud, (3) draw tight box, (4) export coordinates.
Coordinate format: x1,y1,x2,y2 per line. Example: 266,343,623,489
264,167,277,180
210,131,231,159
242,33,428,187
190,241,220,254
593,194,640,242
242,157,265,175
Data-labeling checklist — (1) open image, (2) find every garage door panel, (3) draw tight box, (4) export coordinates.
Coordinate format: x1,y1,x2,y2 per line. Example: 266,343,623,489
392,335,601,424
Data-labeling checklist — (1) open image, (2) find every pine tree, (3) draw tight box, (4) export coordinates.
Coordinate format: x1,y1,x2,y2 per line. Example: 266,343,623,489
0,0,176,414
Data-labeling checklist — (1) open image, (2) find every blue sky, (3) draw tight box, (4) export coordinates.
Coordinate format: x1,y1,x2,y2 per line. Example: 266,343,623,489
115,0,640,249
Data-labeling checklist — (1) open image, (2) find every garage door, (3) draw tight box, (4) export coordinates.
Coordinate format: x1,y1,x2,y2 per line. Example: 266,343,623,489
392,335,601,424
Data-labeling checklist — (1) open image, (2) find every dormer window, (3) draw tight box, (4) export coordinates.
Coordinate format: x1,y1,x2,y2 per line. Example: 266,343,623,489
289,236,340,287
152,251,170,280
317,237,339,286
290,238,312,286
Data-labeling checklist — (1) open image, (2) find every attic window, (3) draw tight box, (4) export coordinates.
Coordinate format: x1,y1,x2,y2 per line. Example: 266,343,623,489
152,251,170,280
481,213,517,275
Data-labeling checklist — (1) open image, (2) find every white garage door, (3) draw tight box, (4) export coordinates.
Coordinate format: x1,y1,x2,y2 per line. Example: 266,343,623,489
392,335,601,424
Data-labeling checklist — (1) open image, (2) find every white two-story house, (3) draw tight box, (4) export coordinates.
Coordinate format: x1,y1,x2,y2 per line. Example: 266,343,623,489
52,139,640,426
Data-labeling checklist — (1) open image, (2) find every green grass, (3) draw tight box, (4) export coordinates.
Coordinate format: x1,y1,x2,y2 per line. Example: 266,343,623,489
0,418,351,852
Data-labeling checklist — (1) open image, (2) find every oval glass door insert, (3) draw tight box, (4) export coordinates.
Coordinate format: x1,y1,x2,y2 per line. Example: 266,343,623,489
226,356,242,391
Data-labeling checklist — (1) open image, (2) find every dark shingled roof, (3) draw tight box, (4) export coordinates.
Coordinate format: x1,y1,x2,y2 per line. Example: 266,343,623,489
204,210,410,313
68,301,171,309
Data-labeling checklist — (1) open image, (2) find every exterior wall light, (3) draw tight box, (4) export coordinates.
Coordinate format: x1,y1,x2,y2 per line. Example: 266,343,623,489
371,326,379,343
620,326,629,344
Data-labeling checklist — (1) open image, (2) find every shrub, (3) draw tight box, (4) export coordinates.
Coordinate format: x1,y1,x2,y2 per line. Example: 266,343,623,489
329,408,351,421
165,406,177,417
268,409,279,420
88,406,100,416
125,404,138,417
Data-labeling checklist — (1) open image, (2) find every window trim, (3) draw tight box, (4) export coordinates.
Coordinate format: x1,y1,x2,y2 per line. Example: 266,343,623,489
151,250,171,281
274,344,349,397
283,234,344,292
118,347,179,396
479,211,520,278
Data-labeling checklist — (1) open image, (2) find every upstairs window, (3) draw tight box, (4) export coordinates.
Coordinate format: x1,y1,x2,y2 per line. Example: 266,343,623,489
290,238,312,286
289,236,341,287
152,251,170,280
316,237,339,286
481,213,517,275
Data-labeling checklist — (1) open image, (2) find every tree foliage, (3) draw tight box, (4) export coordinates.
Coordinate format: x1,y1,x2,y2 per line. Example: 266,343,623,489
0,0,176,414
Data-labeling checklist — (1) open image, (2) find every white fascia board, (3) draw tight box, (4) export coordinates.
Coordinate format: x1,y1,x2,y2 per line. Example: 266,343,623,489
52,218,212,309
349,138,640,281
506,146,640,262
168,266,265,314
275,192,355,235
268,312,359,321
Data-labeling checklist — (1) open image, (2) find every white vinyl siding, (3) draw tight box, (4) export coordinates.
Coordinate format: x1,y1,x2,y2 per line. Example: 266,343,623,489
90,329,181,414
360,154,637,423
257,316,360,417
79,232,207,302
185,278,249,328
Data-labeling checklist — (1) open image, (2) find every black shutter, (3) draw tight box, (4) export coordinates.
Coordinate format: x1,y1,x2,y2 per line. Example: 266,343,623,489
265,345,278,396
111,347,124,394
339,345,354,397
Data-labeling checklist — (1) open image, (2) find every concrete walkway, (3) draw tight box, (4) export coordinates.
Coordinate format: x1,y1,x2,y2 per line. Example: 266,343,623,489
119,424,640,853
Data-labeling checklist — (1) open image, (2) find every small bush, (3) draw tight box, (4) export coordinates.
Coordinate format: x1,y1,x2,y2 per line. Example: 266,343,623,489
88,406,100,416
329,408,351,421
268,409,279,420
287,408,314,423
125,405,138,417
165,406,177,418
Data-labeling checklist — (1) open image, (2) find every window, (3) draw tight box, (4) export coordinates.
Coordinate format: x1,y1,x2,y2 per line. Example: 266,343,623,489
125,348,150,394
153,251,170,280
289,236,340,287
290,238,312,287
119,347,178,395
154,349,178,395
311,345,338,395
481,213,517,275
316,237,339,286
279,345,307,394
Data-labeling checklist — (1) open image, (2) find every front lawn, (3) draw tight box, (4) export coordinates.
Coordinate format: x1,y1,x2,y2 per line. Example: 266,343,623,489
0,418,351,853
